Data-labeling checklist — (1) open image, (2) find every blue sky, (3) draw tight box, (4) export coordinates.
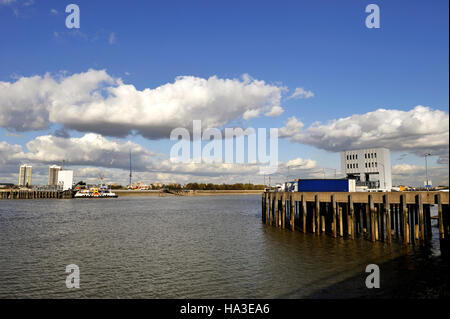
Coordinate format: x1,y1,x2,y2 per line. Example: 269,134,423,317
0,0,448,186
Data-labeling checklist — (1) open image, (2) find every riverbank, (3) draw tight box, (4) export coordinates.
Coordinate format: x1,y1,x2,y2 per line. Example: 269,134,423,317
114,189,264,197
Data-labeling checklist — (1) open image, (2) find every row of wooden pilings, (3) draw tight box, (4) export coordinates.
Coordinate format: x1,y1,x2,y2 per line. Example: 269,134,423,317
262,192,450,248
0,190,73,200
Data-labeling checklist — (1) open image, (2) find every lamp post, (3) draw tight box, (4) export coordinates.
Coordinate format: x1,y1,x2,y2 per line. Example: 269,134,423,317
322,167,339,179
425,153,431,191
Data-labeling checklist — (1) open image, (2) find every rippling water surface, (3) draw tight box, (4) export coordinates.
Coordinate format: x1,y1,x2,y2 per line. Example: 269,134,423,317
0,195,447,298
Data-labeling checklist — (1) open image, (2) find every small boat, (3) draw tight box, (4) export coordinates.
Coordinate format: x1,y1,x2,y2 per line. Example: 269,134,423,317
74,187,118,198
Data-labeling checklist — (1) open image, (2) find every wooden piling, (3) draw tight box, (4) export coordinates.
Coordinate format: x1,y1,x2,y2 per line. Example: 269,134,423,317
331,195,337,238
368,195,375,242
301,194,307,233
337,204,343,237
425,204,432,240
374,204,379,241
290,194,295,231
348,195,354,239
408,204,414,245
278,194,283,228
416,194,425,245
380,203,385,241
315,194,320,236
400,194,409,245
358,204,364,235
414,205,418,242
274,193,279,227
271,193,275,226
273,193,277,227
394,204,399,239
321,204,326,233
365,202,370,235
383,194,391,244
436,194,444,240
277,193,281,227
262,193,265,223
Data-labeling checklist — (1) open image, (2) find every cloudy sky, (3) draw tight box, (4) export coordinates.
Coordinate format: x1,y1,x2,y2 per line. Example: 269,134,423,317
0,0,448,186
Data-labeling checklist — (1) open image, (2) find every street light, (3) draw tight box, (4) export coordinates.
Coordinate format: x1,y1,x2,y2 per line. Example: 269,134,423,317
424,153,431,191
321,167,338,179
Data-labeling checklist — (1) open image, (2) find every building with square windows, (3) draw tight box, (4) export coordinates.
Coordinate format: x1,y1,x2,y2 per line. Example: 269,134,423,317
340,148,392,191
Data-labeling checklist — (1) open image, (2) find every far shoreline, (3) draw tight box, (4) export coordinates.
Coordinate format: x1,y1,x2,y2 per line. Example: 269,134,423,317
114,190,264,197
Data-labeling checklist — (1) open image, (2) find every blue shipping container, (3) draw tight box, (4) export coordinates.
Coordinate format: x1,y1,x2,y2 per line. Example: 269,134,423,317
297,179,350,192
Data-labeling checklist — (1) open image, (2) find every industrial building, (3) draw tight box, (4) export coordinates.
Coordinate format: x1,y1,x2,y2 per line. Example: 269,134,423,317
48,165,61,186
57,170,74,191
340,147,392,191
18,164,32,187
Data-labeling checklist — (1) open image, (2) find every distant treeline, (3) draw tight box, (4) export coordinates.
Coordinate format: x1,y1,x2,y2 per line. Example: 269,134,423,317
105,182,265,190
182,183,265,190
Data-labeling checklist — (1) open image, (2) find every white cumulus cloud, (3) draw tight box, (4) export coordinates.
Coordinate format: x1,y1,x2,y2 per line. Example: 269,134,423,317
288,87,314,99
285,157,317,169
279,105,449,163
0,133,322,184
264,105,284,117
0,70,286,139
25,133,156,170
279,116,304,137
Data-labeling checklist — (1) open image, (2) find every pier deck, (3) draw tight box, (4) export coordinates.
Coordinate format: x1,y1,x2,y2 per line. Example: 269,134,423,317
0,189,73,200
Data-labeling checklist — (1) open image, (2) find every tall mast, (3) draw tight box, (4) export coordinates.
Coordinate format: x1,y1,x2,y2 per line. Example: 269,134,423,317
129,150,132,186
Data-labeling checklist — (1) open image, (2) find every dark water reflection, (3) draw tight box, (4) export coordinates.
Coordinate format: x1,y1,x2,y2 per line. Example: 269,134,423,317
0,195,447,298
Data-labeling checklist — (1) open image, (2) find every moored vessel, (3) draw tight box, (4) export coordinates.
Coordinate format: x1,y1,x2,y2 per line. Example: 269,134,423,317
74,186,118,198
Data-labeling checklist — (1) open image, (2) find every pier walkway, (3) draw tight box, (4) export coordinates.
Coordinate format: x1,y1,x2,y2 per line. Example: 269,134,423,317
0,189,73,200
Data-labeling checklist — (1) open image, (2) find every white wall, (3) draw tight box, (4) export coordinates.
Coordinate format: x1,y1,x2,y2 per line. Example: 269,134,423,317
57,170,73,191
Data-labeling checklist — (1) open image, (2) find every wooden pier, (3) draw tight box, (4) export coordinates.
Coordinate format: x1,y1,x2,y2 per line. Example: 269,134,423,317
262,191,450,250
0,189,73,200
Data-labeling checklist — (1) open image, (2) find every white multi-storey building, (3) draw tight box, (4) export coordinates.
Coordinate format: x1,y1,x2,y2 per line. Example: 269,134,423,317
340,148,392,191
48,165,61,186
18,164,32,187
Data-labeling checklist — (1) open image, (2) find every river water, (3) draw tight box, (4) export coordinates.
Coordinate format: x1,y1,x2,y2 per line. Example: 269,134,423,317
0,195,448,298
